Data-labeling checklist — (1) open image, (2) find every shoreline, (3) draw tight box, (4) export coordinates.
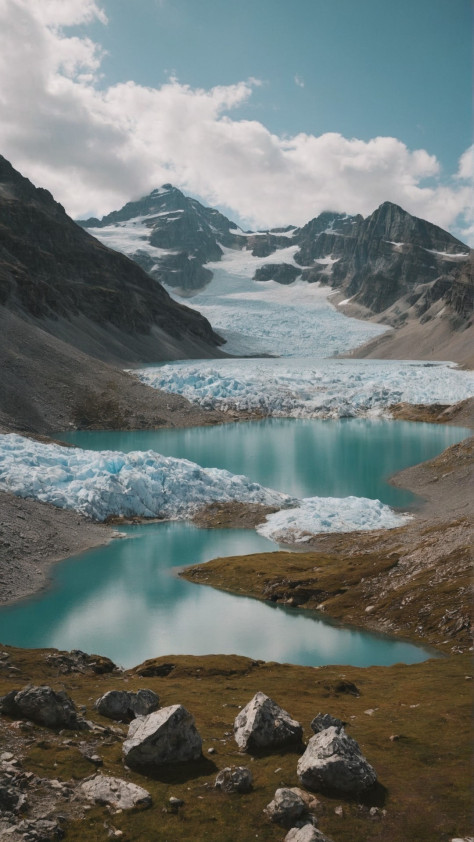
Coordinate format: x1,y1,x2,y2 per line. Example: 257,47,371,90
181,431,473,654
0,398,472,632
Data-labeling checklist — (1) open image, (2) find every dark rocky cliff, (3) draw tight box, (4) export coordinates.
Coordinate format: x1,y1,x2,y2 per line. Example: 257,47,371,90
294,202,471,323
0,158,224,362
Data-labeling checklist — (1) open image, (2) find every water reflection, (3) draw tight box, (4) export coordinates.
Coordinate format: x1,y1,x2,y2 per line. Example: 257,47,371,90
2,419,467,669
59,418,469,508
0,521,437,669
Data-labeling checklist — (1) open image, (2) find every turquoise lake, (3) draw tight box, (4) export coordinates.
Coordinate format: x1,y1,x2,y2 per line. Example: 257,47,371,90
0,418,468,668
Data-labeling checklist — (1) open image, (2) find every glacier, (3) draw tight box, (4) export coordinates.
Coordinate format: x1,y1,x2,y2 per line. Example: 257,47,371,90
86,217,389,357
0,434,409,537
135,358,474,419
166,246,388,357
0,434,293,521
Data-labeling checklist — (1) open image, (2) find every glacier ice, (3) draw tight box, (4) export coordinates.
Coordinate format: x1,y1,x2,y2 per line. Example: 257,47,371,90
135,358,474,419
0,434,410,539
0,434,293,522
257,496,410,544
167,246,388,357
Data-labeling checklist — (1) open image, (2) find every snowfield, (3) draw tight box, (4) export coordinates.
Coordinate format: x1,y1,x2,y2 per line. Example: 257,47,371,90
86,216,388,357
0,434,409,537
135,358,474,419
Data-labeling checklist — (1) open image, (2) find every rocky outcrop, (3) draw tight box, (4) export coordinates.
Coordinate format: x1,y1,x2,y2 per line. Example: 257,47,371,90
254,263,300,284
296,202,471,326
214,766,253,793
234,692,303,751
95,689,159,722
122,705,202,769
0,685,89,731
81,775,152,810
44,649,117,675
297,726,377,795
0,157,223,363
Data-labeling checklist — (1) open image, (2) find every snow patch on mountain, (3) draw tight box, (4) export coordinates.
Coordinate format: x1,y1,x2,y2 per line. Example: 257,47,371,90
135,358,474,418
86,216,178,260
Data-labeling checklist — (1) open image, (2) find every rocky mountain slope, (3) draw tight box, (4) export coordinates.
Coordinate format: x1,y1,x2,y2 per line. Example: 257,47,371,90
83,187,472,363
0,157,224,364
0,157,231,434
295,202,471,326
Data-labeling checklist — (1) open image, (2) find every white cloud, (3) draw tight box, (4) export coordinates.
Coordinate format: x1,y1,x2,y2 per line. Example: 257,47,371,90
294,74,305,88
0,0,472,244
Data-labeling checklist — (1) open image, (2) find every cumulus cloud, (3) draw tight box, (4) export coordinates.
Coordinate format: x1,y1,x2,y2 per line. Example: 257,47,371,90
0,0,472,243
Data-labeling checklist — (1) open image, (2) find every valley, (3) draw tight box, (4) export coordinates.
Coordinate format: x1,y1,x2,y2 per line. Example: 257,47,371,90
0,160,472,842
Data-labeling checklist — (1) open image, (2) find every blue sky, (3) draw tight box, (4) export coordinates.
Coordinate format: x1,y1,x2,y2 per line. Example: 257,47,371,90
86,0,471,178
0,0,472,240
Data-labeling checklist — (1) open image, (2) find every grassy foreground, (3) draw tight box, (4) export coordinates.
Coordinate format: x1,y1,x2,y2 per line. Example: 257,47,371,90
0,645,472,841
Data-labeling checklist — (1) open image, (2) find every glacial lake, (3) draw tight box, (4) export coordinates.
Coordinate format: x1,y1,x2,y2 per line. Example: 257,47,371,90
0,418,468,668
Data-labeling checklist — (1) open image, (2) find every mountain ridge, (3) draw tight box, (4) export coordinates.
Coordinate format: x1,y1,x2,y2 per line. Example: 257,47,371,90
80,187,472,353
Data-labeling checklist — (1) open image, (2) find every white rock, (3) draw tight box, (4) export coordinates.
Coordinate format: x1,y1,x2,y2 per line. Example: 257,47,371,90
122,705,202,769
81,776,152,810
234,692,302,751
297,726,377,795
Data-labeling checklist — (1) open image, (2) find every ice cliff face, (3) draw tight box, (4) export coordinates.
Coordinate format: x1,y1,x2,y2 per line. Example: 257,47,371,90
135,358,474,418
0,434,293,521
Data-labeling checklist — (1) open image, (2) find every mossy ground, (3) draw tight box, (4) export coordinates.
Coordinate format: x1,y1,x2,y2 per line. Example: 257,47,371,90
0,646,472,841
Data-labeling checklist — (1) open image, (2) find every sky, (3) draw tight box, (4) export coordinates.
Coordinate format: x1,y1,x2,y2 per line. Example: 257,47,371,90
0,0,472,241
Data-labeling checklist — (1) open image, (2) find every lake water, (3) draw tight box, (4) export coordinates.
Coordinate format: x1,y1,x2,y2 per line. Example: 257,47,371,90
58,417,468,508
1,419,468,668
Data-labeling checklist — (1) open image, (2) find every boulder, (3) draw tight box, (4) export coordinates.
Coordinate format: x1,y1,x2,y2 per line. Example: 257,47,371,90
264,787,309,827
234,692,303,751
0,685,89,731
297,726,377,795
95,689,159,722
310,713,345,734
122,705,202,769
214,766,253,794
285,826,334,842
81,775,152,810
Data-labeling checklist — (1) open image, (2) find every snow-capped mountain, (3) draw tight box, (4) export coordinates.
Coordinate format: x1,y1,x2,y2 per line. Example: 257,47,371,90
78,184,242,292
79,188,472,334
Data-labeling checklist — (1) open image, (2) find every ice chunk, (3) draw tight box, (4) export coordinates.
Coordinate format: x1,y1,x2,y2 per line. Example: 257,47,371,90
257,496,409,544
